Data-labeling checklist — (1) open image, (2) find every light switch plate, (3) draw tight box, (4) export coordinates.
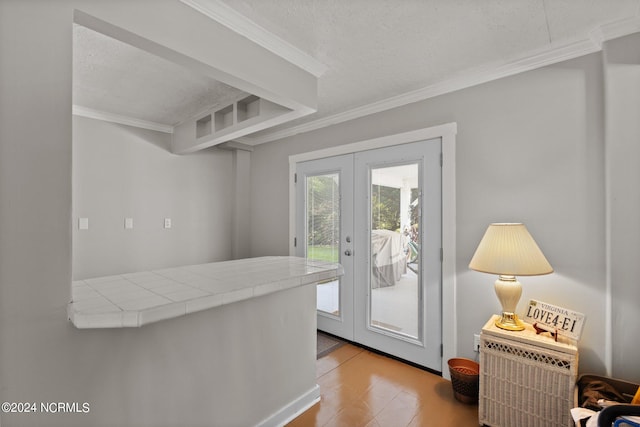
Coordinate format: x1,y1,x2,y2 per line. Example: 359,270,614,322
164,218,172,229
125,218,134,229
79,217,89,230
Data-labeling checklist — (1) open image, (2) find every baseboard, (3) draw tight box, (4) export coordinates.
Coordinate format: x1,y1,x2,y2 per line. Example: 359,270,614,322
255,384,321,427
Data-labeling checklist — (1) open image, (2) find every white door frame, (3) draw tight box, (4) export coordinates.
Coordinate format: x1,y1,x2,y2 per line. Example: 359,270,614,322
289,123,457,379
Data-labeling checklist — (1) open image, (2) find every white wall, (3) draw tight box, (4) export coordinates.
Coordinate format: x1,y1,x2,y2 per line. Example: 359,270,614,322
231,149,252,259
73,116,233,279
0,1,316,426
250,52,611,375
604,33,640,382
1,4,638,427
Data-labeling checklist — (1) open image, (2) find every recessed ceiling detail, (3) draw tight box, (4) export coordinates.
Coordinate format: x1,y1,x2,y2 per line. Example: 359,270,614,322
172,95,292,153
71,7,319,153
73,24,249,128
72,2,640,151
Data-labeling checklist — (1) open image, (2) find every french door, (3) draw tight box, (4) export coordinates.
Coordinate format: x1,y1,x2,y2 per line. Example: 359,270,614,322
295,154,355,340
295,138,442,370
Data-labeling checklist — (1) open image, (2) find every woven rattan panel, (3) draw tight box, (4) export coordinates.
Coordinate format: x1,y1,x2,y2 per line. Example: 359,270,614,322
479,333,578,427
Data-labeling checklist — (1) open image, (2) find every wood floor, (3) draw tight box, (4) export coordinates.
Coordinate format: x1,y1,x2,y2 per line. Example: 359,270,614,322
288,343,479,427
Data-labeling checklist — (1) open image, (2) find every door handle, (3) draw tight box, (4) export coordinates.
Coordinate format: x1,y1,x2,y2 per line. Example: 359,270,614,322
344,250,352,256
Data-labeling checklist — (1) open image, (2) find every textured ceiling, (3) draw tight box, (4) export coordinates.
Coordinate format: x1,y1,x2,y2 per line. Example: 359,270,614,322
72,0,640,141
73,24,248,127
223,0,640,139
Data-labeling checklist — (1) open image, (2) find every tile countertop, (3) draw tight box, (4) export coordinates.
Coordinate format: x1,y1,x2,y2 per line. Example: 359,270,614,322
68,256,344,329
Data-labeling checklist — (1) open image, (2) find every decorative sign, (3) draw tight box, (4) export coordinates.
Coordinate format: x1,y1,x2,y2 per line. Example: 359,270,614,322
524,299,585,341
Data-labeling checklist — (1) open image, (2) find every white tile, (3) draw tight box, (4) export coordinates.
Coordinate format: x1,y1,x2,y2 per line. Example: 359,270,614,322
122,272,164,283
253,281,283,297
154,269,193,280
300,272,321,284
85,275,124,285
72,312,124,328
150,283,194,296
72,298,119,313
106,289,155,302
216,280,248,292
185,294,224,314
139,303,186,325
89,280,134,293
68,256,345,330
163,288,209,302
280,277,302,290
121,311,140,327
136,278,179,289
191,282,225,293
79,305,121,314
117,296,171,311
222,287,254,305
185,278,217,289
317,270,340,281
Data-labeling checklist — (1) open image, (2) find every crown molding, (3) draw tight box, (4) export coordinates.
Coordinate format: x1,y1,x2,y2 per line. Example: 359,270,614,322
241,39,601,145
594,15,640,44
180,0,327,78
243,17,640,146
72,13,640,144
72,105,174,134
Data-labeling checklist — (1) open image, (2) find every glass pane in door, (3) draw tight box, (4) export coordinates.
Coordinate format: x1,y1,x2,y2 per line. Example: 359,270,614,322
370,163,420,339
306,173,340,316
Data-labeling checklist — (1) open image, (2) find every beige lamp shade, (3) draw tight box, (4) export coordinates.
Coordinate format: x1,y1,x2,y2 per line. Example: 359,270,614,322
469,223,553,276
469,223,553,331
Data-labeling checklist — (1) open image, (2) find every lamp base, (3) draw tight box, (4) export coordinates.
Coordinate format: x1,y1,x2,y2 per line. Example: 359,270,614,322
495,312,525,331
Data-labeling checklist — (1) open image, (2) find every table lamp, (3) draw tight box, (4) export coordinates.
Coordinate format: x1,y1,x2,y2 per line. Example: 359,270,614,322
469,223,553,331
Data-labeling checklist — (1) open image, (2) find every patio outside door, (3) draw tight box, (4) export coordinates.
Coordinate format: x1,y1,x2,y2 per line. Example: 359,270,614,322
295,139,441,370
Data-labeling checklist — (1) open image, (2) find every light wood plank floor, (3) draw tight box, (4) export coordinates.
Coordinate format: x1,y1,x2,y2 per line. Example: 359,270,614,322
288,343,479,427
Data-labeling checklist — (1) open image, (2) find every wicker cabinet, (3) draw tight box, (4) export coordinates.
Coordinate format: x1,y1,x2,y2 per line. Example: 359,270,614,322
479,315,579,427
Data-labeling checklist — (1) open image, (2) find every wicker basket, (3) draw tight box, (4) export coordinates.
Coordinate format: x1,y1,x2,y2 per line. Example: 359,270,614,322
448,358,480,404
574,374,640,407
479,331,578,427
